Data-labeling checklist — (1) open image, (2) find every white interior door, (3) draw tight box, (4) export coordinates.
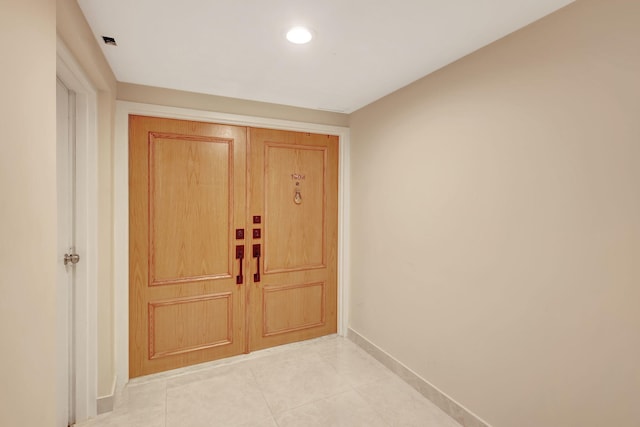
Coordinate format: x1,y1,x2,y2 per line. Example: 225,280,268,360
57,78,76,427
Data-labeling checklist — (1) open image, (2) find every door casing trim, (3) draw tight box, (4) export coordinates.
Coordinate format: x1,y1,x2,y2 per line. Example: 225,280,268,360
114,101,350,389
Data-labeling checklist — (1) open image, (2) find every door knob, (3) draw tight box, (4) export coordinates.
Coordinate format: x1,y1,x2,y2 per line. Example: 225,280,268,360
64,253,80,266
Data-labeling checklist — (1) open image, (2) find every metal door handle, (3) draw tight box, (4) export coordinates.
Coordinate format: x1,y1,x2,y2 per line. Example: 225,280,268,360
64,253,80,266
235,245,244,284
253,244,261,282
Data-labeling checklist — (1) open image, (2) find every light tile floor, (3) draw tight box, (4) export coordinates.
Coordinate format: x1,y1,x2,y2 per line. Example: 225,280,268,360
76,336,461,427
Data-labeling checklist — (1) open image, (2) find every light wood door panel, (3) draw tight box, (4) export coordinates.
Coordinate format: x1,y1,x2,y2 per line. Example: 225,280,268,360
248,128,338,351
262,282,326,336
151,135,232,283
129,115,247,378
149,292,233,359
264,144,326,272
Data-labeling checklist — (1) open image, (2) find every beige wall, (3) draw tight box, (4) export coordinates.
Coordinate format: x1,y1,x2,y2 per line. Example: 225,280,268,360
118,82,349,127
0,0,57,425
348,1,640,426
57,0,117,398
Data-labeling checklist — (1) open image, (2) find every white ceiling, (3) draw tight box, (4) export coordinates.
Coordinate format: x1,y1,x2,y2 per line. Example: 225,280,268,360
77,0,574,113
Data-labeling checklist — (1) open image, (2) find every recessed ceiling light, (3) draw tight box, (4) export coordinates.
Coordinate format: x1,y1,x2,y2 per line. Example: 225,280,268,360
286,27,312,44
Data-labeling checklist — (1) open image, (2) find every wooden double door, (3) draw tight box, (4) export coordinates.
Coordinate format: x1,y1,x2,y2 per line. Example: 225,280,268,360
129,116,338,377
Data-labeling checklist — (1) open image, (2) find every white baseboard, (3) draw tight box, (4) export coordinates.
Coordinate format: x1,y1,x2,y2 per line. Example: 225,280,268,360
347,328,491,427
96,377,116,415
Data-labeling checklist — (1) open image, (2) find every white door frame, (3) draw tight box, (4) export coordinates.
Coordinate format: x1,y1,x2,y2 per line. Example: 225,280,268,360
56,37,99,422
114,101,350,387
56,77,74,427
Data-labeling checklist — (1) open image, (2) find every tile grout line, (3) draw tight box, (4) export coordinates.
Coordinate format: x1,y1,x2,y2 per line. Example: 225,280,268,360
257,338,363,424
351,379,394,427
248,363,280,426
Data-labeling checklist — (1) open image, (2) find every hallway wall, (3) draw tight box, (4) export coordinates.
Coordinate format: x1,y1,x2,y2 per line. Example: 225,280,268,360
349,0,640,425
0,0,57,424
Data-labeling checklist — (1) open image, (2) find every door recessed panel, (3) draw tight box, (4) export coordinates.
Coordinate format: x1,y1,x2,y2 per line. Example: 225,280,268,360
148,293,232,359
264,144,326,273
263,282,325,336
150,134,232,284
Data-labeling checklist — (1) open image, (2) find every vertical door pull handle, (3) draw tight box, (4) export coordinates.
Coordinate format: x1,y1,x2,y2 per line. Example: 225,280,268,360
235,245,244,284
253,244,261,283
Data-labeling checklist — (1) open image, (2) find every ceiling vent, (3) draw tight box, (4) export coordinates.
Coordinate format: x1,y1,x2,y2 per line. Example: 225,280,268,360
102,36,117,46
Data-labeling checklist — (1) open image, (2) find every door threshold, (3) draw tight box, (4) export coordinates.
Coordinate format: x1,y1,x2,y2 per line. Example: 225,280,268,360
128,334,339,386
